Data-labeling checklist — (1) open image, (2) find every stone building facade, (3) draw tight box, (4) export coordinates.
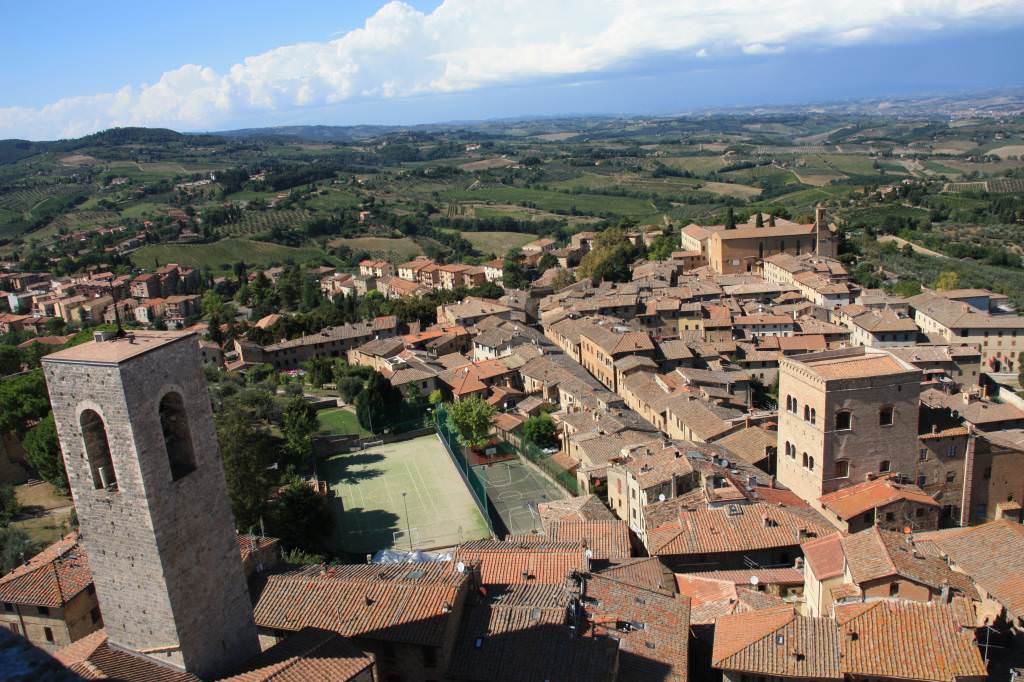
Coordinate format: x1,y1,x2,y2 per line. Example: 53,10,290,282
776,347,922,509
41,331,260,678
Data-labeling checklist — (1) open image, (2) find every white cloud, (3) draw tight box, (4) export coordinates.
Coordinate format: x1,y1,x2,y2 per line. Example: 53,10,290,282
2,0,1022,139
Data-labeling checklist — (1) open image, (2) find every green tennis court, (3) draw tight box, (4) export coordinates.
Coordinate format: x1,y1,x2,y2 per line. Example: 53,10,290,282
321,434,492,555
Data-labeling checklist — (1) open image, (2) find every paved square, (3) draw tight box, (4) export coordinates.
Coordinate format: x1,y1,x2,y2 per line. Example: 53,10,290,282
321,434,492,555
475,459,567,536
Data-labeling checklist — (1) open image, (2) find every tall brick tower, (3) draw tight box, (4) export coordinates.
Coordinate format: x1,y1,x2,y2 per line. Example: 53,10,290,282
42,330,259,678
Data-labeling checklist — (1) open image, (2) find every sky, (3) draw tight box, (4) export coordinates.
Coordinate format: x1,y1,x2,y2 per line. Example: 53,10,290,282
2,0,1024,140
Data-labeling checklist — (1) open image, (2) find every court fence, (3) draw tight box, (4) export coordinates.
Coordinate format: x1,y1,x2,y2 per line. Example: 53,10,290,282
514,440,581,496
434,405,495,537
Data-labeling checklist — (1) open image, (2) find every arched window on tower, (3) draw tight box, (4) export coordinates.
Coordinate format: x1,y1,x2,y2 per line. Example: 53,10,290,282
160,392,197,480
81,410,116,491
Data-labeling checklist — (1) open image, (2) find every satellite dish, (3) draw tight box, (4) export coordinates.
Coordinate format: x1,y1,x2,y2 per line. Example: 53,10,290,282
658,493,666,502
456,561,466,573
749,575,760,586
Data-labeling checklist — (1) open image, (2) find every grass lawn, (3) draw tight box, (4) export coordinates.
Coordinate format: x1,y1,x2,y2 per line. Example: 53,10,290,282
317,407,370,437
130,238,333,272
11,481,75,547
321,434,491,554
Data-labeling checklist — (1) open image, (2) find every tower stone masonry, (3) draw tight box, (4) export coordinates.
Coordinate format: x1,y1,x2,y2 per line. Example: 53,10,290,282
41,330,259,679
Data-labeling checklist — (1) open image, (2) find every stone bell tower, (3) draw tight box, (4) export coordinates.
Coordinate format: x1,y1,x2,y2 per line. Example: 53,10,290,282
42,331,259,678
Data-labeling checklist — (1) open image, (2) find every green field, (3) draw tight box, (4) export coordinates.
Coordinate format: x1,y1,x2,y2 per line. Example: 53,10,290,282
441,185,661,221
317,407,370,437
130,238,332,271
328,236,424,259
457,230,536,254
321,434,491,554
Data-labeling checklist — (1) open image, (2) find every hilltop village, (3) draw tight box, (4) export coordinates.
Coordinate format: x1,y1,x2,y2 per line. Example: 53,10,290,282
3,204,1024,681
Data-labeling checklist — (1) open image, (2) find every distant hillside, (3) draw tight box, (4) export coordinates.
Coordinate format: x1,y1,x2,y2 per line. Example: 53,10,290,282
0,127,226,165
215,124,405,143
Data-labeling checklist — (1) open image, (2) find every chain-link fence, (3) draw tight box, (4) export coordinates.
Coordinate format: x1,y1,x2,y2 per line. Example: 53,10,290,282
434,404,494,536
515,440,580,496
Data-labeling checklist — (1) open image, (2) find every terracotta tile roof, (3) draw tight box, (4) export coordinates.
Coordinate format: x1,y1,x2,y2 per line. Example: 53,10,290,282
801,533,845,581
712,607,844,679
835,600,987,681
805,353,908,380
222,628,373,682
0,533,92,607
841,527,979,599
713,426,775,466
818,476,939,521
917,520,1024,619
689,567,804,586
645,500,832,558
454,540,587,585
584,574,690,681
511,520,630,561
253,563,467,646
595,557,671,592
447,598,617,682
237,535,279,564
537,495,616,525
54,630,199,681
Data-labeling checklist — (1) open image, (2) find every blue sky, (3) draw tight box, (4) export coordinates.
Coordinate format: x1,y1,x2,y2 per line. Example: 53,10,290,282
2,1,1023,139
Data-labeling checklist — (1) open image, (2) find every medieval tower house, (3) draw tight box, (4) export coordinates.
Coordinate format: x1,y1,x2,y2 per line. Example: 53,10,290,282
41,330,260,678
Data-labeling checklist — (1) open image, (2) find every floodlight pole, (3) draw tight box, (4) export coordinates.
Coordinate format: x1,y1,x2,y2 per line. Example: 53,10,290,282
402,492,413,552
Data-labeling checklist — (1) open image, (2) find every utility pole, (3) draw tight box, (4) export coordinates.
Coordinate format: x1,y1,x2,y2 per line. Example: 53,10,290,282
402,492,413,552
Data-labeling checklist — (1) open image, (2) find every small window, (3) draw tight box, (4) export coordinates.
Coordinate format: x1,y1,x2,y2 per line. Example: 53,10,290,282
90,607,101,625
810,408,816,425
917,475,927,487
835,411,852,431
879,406,894,426
44,627,54,643
947,445,957,458
946,471,956,483
834,460,849,478
879,460,891,473
808,456,815,471
804,405,810,422
885,512,895,522
37,606,50,617
983,467,992,480
802,452,809,468
889,583,899,597
919,448,928,462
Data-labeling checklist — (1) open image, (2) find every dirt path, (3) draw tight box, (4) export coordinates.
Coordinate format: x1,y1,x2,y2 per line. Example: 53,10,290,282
878,234,948,259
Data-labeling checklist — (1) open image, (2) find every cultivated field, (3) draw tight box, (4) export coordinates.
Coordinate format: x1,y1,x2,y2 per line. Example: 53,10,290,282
130,238,331,271
328,236,424,259
321,435,492,554
457,230,537,254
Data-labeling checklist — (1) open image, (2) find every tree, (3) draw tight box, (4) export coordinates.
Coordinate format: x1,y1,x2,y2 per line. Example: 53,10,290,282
0,345,22,376
0,485,18,527
22,414,67,491
355,373,404,433
768,213,776,227
522,412,558,449
551,269,575,289
446,396,495,449
755,212,764,228
304,356,333,388
577,226,640,283
282,397,318,466
428,389,446,406
0,370,51,437
725,206,736,229
266,480,332,553
537,252,558,271
935,271,960,291
216,405,274,531
0,527,36,574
